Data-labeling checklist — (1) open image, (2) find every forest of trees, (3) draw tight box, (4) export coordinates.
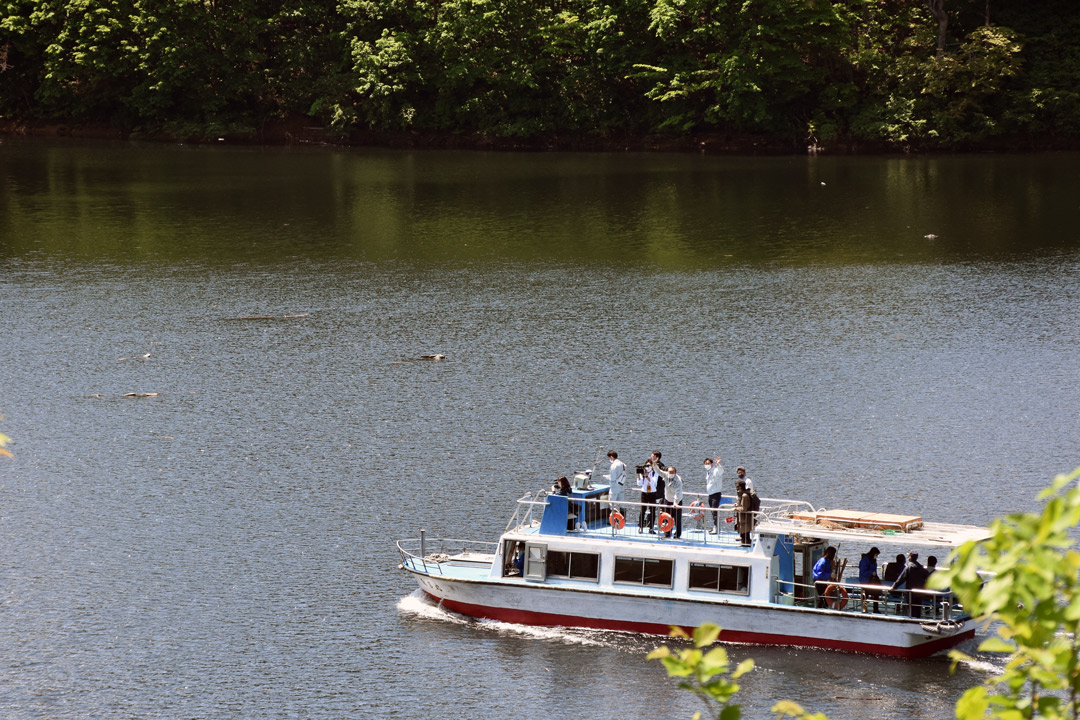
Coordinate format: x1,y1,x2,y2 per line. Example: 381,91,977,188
1,0,1078,151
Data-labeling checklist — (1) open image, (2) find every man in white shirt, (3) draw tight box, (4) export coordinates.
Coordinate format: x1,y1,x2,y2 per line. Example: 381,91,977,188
655,464,684,538
704,456,723,533
606,450,627,514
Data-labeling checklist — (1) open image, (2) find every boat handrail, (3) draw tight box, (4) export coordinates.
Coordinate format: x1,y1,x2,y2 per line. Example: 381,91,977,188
507,490,776,542
507,491,551,531
776,577,966,622
397,538,500,576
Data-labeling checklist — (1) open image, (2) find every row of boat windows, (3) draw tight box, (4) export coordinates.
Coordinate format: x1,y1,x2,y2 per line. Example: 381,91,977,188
534,549,749,595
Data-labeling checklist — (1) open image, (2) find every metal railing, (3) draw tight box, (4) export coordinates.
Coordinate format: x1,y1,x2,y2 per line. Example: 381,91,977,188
506,490,798,544
397,536,499,576
775,577,965,622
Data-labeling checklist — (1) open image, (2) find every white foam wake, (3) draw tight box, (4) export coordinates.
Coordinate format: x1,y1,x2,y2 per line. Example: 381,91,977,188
396,590,610,647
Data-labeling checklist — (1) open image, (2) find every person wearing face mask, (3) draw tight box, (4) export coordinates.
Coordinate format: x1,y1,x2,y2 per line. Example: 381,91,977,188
704,456,724,534
654,463,684,539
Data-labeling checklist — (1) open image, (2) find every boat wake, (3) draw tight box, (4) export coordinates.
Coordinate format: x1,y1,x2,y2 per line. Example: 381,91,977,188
954,654,1007,675
396,590,611,647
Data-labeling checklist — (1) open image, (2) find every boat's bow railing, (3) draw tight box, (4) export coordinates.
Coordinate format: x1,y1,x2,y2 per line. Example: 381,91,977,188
397,538,500,575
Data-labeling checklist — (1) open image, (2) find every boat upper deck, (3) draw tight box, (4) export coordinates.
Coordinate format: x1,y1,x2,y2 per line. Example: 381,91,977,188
506,485,991,550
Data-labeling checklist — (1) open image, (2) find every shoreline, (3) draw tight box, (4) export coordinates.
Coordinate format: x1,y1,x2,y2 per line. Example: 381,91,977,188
2,118,1075,155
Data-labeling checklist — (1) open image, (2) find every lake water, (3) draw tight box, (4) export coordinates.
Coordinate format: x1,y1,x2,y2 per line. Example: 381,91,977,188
1,139,1078,719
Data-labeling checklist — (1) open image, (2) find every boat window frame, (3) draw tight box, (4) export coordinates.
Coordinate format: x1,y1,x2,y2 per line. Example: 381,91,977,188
687,562,751,595
524,542,547,581
545,549,601,582
613,555,674,589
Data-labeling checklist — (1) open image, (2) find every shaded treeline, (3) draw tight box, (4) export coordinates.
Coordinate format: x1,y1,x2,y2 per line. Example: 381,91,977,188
1,0,1078,149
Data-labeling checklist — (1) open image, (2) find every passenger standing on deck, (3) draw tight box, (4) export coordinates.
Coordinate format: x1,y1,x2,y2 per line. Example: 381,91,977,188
704,456,724,534
859,547,882,613
636,465,656,532
891,552,930,617
656,464,684,538
640,452,666,533
744,478,760,529
734,480,753,546
606,451,627,514
813,546,837,607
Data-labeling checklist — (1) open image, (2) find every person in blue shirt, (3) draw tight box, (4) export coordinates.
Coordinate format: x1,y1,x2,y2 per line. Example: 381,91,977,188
511,543,525,576
813,546,837,608
858,547,882,613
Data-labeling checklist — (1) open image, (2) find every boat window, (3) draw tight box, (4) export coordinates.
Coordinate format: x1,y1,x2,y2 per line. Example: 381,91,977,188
688,562,750,595
545,551,600,581
614,556,674,588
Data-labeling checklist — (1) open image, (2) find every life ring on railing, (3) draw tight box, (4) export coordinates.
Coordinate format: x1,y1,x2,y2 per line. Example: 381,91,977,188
609,510,625,530
688,501,705,521
824,584,849,610
658,512,675,533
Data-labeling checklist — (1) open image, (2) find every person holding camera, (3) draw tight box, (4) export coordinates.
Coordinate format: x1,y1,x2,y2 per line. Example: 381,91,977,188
637,451,665,533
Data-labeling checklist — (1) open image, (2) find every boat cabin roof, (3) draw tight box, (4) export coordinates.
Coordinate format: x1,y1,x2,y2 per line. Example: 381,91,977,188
755,512,991,548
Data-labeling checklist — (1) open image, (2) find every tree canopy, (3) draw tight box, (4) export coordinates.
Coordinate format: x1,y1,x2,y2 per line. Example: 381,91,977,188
2,0,1078,149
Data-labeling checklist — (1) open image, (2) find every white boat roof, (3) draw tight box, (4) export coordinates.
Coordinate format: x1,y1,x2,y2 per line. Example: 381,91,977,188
755,514,992,548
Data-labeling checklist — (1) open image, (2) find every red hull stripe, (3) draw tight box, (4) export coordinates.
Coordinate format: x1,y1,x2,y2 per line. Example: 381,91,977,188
426,592,974,659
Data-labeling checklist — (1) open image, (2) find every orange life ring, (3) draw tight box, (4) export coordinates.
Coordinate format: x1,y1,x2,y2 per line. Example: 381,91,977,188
609,510,625,530
824,584,849,610
658,512,675,533
688,501,705,520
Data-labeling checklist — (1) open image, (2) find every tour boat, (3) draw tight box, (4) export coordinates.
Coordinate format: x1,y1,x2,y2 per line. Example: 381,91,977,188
396,470,990,658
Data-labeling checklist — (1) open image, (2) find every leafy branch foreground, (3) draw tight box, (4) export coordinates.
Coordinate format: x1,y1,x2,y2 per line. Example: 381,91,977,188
649,467,1080,720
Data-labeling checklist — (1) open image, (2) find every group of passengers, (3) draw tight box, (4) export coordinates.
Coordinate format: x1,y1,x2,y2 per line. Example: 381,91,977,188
815,545,941,617
603,450,759,543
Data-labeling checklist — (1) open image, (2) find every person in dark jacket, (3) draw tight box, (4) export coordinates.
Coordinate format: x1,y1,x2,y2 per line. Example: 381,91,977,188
734,481,753,546
891,552,930,617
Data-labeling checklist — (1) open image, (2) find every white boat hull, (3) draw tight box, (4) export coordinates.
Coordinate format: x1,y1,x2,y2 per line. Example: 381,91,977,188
410,570,976,658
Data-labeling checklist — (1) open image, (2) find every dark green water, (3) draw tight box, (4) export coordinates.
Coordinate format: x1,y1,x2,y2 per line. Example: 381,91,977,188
1,139,1078,719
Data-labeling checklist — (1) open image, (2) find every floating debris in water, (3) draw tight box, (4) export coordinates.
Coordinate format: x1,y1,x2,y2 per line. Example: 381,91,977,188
226,313,310,321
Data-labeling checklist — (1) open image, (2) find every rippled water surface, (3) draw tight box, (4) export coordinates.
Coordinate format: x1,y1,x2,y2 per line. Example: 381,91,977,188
1,140,1079,719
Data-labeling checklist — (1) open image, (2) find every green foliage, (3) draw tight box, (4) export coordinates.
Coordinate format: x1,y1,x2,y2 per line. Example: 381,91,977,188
647,624,754,719
634,0,853,136
2,0,1080,145
772,700,830,720
0,414,10,458
939,466,1080,720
